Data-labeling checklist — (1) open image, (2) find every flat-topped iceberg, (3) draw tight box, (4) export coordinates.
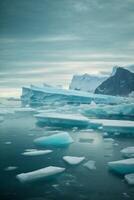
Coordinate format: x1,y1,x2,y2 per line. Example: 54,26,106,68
22,149,53,156
121,147,134,158
108,158,134,174
34,132,74,147
21,85,125,105
91,119,134,133
125,173,134,185
63,156,85,165
16,166,65,183
35,113,89,128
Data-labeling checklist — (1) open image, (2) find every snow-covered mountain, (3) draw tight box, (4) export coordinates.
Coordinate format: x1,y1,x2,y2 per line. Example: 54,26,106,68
69,74,107,93
95,67,134,96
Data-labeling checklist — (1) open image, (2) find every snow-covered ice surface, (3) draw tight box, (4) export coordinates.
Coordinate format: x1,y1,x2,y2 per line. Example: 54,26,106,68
125,173,134,185
34,132,74,147
121,147,134,158
108,158,134,174
16,166,65,183
63,156,85,165
22,149,53,156
35,112,89,128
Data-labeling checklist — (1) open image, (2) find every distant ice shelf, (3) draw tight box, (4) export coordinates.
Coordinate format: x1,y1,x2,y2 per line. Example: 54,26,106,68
21,85,126,105
16,166,65,183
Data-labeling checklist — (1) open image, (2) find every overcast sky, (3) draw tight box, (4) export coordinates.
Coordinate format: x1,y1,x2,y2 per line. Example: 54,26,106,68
0,0,134,93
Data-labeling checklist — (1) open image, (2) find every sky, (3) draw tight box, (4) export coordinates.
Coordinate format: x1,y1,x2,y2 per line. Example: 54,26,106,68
0,0,134,96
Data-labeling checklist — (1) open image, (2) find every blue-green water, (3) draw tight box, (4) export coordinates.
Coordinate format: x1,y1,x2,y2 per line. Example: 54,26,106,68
0,99,134,200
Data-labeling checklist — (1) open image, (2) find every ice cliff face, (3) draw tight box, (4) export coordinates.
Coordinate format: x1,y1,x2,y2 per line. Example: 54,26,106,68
69,74,107,92
95,67,134,96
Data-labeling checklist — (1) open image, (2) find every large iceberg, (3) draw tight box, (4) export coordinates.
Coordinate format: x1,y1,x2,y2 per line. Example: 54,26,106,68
108,158,134,174
21,85,125,105
16,166,65,183
34,132,74,147
120,147,134,158
35,113,89,128
63,156,85,165
90,119,134,133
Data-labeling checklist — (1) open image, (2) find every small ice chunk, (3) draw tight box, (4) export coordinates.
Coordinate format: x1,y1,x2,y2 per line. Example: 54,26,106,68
4,166,18,171
34,132,74,147
108,158,134,174
103,138,114,143
22,149,52,156
83,160,96,170
16,166,65,183
121,147,134,158
125,173,134,185
102,132,109,137
79,138,94,143
63,156,85,165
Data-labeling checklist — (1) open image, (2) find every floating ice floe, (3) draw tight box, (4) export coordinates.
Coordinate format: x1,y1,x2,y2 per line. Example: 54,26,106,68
14,107,37,116
34,132,74,147
16,166,65,183
83,160,96,170
63,156,85,165
21,85,125,105
108,158,134,174
4,166,18,171
125,173,134,185
35,113,89,128
121,147,134,158
90,119,134,133
22,149,53,156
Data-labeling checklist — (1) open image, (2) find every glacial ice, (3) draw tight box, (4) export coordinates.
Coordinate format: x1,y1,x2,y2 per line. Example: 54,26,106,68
121,147,134,158
21,85,125,105
125,173,134,185
34,132,74,147
83,103,134,119
90,119,134,133
35,113,89,128
22,149,53,156
83,160,96,170
16,166,65,183
63,156,85,165
108,158,134,174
